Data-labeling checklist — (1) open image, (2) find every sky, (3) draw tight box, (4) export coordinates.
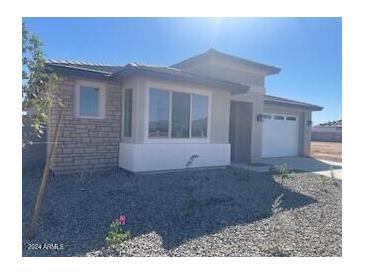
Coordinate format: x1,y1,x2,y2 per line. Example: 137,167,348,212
23,17,342,124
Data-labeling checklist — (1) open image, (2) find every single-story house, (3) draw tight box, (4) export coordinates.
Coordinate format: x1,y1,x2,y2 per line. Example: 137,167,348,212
312,120,342,142
46,49,322,174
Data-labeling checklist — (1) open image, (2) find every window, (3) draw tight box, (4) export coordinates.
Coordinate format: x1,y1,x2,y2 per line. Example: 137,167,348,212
149,88,170,137
171,92,190,138
79,86,100,117
273,115,285,120
191,95,208,137
263,114,272,119
123,89,133,137
148,88,209,139
286,116,296,121
76,82,105,118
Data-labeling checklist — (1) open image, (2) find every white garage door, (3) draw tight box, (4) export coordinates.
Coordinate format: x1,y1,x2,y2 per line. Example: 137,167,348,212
262,113,299,158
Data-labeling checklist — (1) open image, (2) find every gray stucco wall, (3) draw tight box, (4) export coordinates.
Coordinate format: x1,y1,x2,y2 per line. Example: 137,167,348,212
263,103,312,156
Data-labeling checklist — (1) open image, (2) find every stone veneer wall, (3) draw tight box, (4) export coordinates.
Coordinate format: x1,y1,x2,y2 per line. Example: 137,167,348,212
49,76,122,174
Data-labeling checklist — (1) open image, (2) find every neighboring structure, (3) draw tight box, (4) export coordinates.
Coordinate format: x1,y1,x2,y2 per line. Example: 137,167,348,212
45,49,322,174
312,120,342,142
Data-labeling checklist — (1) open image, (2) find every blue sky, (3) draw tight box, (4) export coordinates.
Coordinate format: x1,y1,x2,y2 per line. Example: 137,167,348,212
23,17,341,124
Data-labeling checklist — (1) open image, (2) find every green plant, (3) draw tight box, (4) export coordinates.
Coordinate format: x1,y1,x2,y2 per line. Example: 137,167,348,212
22,22,60,146
185,154,199,168
279,164,290,183
105,215,131,247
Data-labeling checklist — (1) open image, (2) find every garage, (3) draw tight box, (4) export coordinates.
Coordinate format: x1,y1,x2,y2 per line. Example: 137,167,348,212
262,113,299,157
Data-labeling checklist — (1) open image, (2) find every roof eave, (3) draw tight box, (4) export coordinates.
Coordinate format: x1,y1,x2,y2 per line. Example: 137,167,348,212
114,67,250,95
172,49,281,76
264,99,323,111
46,64,112,80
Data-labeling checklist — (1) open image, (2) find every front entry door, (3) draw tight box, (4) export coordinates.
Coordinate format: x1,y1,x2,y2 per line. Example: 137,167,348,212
229,101,253,162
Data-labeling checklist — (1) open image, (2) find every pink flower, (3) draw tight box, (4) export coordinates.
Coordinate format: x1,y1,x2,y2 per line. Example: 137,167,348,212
119,215,127,225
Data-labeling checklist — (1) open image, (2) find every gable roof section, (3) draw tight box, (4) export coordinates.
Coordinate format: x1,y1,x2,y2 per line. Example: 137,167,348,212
172,49,281,75
264,94,323,111
46,60,250,94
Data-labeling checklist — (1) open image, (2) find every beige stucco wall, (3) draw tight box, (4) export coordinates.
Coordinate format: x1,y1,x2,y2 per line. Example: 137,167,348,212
176,56,267,91
263,104,312,156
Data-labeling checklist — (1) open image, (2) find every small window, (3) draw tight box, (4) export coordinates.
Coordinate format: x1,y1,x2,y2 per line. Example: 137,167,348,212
273,115,285,120
123,89,133,137
263,114,272,119
79,86,100,117
286,116,296,121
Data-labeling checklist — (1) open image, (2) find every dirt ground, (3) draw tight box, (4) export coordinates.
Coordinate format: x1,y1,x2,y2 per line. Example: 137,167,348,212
310,141,342,163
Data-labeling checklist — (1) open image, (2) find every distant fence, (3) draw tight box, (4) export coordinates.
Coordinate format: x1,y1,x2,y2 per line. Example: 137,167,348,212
311,131,342,142
22,116,47,171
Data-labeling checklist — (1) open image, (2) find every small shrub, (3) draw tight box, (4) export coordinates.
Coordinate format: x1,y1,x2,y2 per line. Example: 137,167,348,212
105,215,131,247
185,154,199,168
279,164,290,183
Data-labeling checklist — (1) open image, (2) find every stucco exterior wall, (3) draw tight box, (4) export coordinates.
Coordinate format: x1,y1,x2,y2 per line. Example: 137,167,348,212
176,57,267,91
132,77,232,144
48,76,122,174
263,103,312,156
118,77,233,171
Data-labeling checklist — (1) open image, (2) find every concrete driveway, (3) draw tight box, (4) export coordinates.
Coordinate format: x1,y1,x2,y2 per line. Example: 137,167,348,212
259,157,342,180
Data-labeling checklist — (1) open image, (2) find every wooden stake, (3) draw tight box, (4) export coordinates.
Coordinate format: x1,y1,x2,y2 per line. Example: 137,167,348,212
29,106,64,239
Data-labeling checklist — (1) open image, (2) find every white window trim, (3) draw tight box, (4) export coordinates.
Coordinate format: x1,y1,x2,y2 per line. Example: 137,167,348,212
75,80,106,119
144,82,212,144
121,88,133,139
264,113,298,122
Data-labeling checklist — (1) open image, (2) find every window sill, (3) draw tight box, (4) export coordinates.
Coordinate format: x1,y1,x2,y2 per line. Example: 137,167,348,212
144,138,210,144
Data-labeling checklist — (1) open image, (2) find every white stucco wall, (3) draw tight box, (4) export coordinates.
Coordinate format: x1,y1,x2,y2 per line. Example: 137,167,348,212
119,143,230,172
118,76,233,172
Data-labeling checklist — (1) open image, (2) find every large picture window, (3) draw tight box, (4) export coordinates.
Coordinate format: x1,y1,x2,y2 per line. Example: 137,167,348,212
123,89,133,137
148,88,209,139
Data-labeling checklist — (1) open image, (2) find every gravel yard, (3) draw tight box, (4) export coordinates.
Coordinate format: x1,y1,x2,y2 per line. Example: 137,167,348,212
22,167,341,257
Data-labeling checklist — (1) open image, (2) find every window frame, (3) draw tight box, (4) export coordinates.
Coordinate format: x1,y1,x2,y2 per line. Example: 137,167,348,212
75,80,106,119
122,88,133,138
145,84,212,144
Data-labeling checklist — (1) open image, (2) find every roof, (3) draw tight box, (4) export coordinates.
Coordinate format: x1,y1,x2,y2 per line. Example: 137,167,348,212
172,49,281,75
46,58,322,111
315,119,342,128
264,94,323,111
46,60,250,94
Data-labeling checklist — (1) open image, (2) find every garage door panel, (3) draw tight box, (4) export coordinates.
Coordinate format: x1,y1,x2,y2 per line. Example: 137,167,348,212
262,114,299,158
